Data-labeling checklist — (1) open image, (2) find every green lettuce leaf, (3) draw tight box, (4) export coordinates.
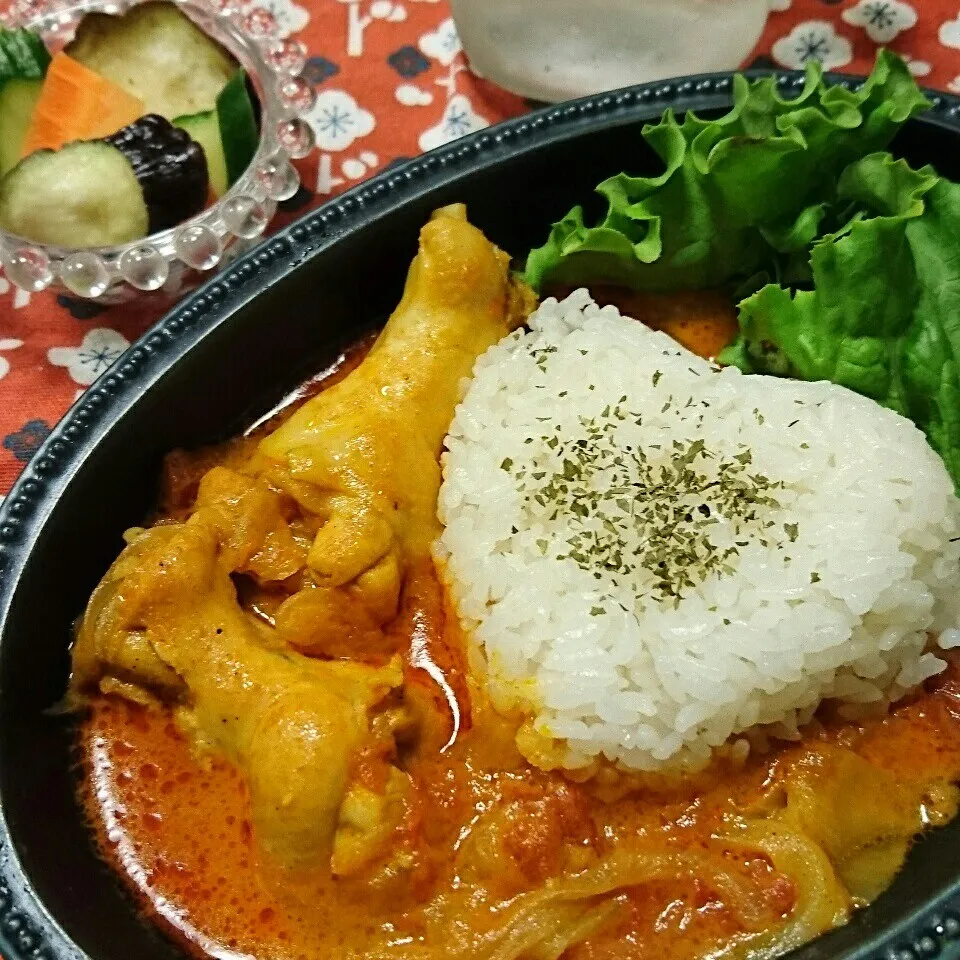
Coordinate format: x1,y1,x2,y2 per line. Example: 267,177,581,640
721,153,960,489
524,51,929,293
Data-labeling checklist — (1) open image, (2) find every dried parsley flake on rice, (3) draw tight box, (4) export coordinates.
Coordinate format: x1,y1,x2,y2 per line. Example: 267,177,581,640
437,290,960,774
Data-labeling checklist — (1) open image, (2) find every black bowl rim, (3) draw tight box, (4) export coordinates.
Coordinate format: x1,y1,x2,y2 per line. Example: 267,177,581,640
2,66,960,960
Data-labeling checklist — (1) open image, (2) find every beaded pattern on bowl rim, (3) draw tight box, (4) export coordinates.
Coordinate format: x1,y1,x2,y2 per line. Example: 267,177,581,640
1,70,960,960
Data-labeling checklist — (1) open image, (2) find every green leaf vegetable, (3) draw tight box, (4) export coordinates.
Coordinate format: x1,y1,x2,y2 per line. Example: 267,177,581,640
732,155,960,488
525,51,928,293
524,52,960,490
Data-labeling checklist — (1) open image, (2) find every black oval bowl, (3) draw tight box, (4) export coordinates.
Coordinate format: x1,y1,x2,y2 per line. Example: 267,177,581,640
2,69,960,960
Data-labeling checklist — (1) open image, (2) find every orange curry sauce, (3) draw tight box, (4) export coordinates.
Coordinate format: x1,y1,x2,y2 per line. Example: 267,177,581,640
79,291,960,960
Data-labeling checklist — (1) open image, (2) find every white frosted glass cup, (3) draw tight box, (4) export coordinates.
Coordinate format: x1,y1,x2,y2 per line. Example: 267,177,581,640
450,0,770,103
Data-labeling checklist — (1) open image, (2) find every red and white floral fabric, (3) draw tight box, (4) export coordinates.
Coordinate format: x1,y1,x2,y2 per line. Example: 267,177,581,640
0,0,957,498
756,0,960,89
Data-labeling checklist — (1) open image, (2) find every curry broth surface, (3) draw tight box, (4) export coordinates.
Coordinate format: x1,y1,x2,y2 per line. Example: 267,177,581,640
79,292,960,960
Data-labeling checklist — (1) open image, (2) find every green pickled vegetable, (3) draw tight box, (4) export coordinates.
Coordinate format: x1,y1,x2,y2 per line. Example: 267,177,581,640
216,69,258,186
0,27,51,177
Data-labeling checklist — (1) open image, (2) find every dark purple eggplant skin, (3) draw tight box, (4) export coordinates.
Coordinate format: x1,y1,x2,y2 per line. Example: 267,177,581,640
104,114,208,233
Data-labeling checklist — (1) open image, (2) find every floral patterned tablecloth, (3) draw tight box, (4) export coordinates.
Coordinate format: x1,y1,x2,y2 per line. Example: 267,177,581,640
0,0,958,498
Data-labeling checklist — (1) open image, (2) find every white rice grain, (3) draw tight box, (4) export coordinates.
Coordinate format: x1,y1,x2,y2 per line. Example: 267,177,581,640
436,291,960,773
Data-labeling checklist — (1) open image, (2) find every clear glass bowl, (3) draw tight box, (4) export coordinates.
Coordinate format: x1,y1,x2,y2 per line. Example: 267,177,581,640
0,0,317,300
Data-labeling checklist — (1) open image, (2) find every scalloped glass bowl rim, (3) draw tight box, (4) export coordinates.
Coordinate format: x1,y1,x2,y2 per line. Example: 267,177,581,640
0,0,307,289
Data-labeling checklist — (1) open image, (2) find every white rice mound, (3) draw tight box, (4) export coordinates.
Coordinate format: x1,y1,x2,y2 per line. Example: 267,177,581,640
436,290,960,773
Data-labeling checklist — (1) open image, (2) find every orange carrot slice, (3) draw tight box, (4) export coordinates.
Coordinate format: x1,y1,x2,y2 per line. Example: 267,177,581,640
20,52,144,157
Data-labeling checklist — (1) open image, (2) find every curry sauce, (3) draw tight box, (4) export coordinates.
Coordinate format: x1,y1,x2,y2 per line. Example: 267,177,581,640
78,290,960,960
81,653,960,959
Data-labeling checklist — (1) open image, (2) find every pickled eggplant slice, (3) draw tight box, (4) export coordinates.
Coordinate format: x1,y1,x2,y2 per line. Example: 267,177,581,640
66,1,237,119
105,114,207,232
0,141,148,247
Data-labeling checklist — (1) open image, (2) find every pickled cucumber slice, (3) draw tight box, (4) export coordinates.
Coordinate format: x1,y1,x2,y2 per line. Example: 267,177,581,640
0,27,51,176
0,27,50,82
216,70,258,185
175,70,258,196
0,141,148,247
0,77,43,177
175,109,227,197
